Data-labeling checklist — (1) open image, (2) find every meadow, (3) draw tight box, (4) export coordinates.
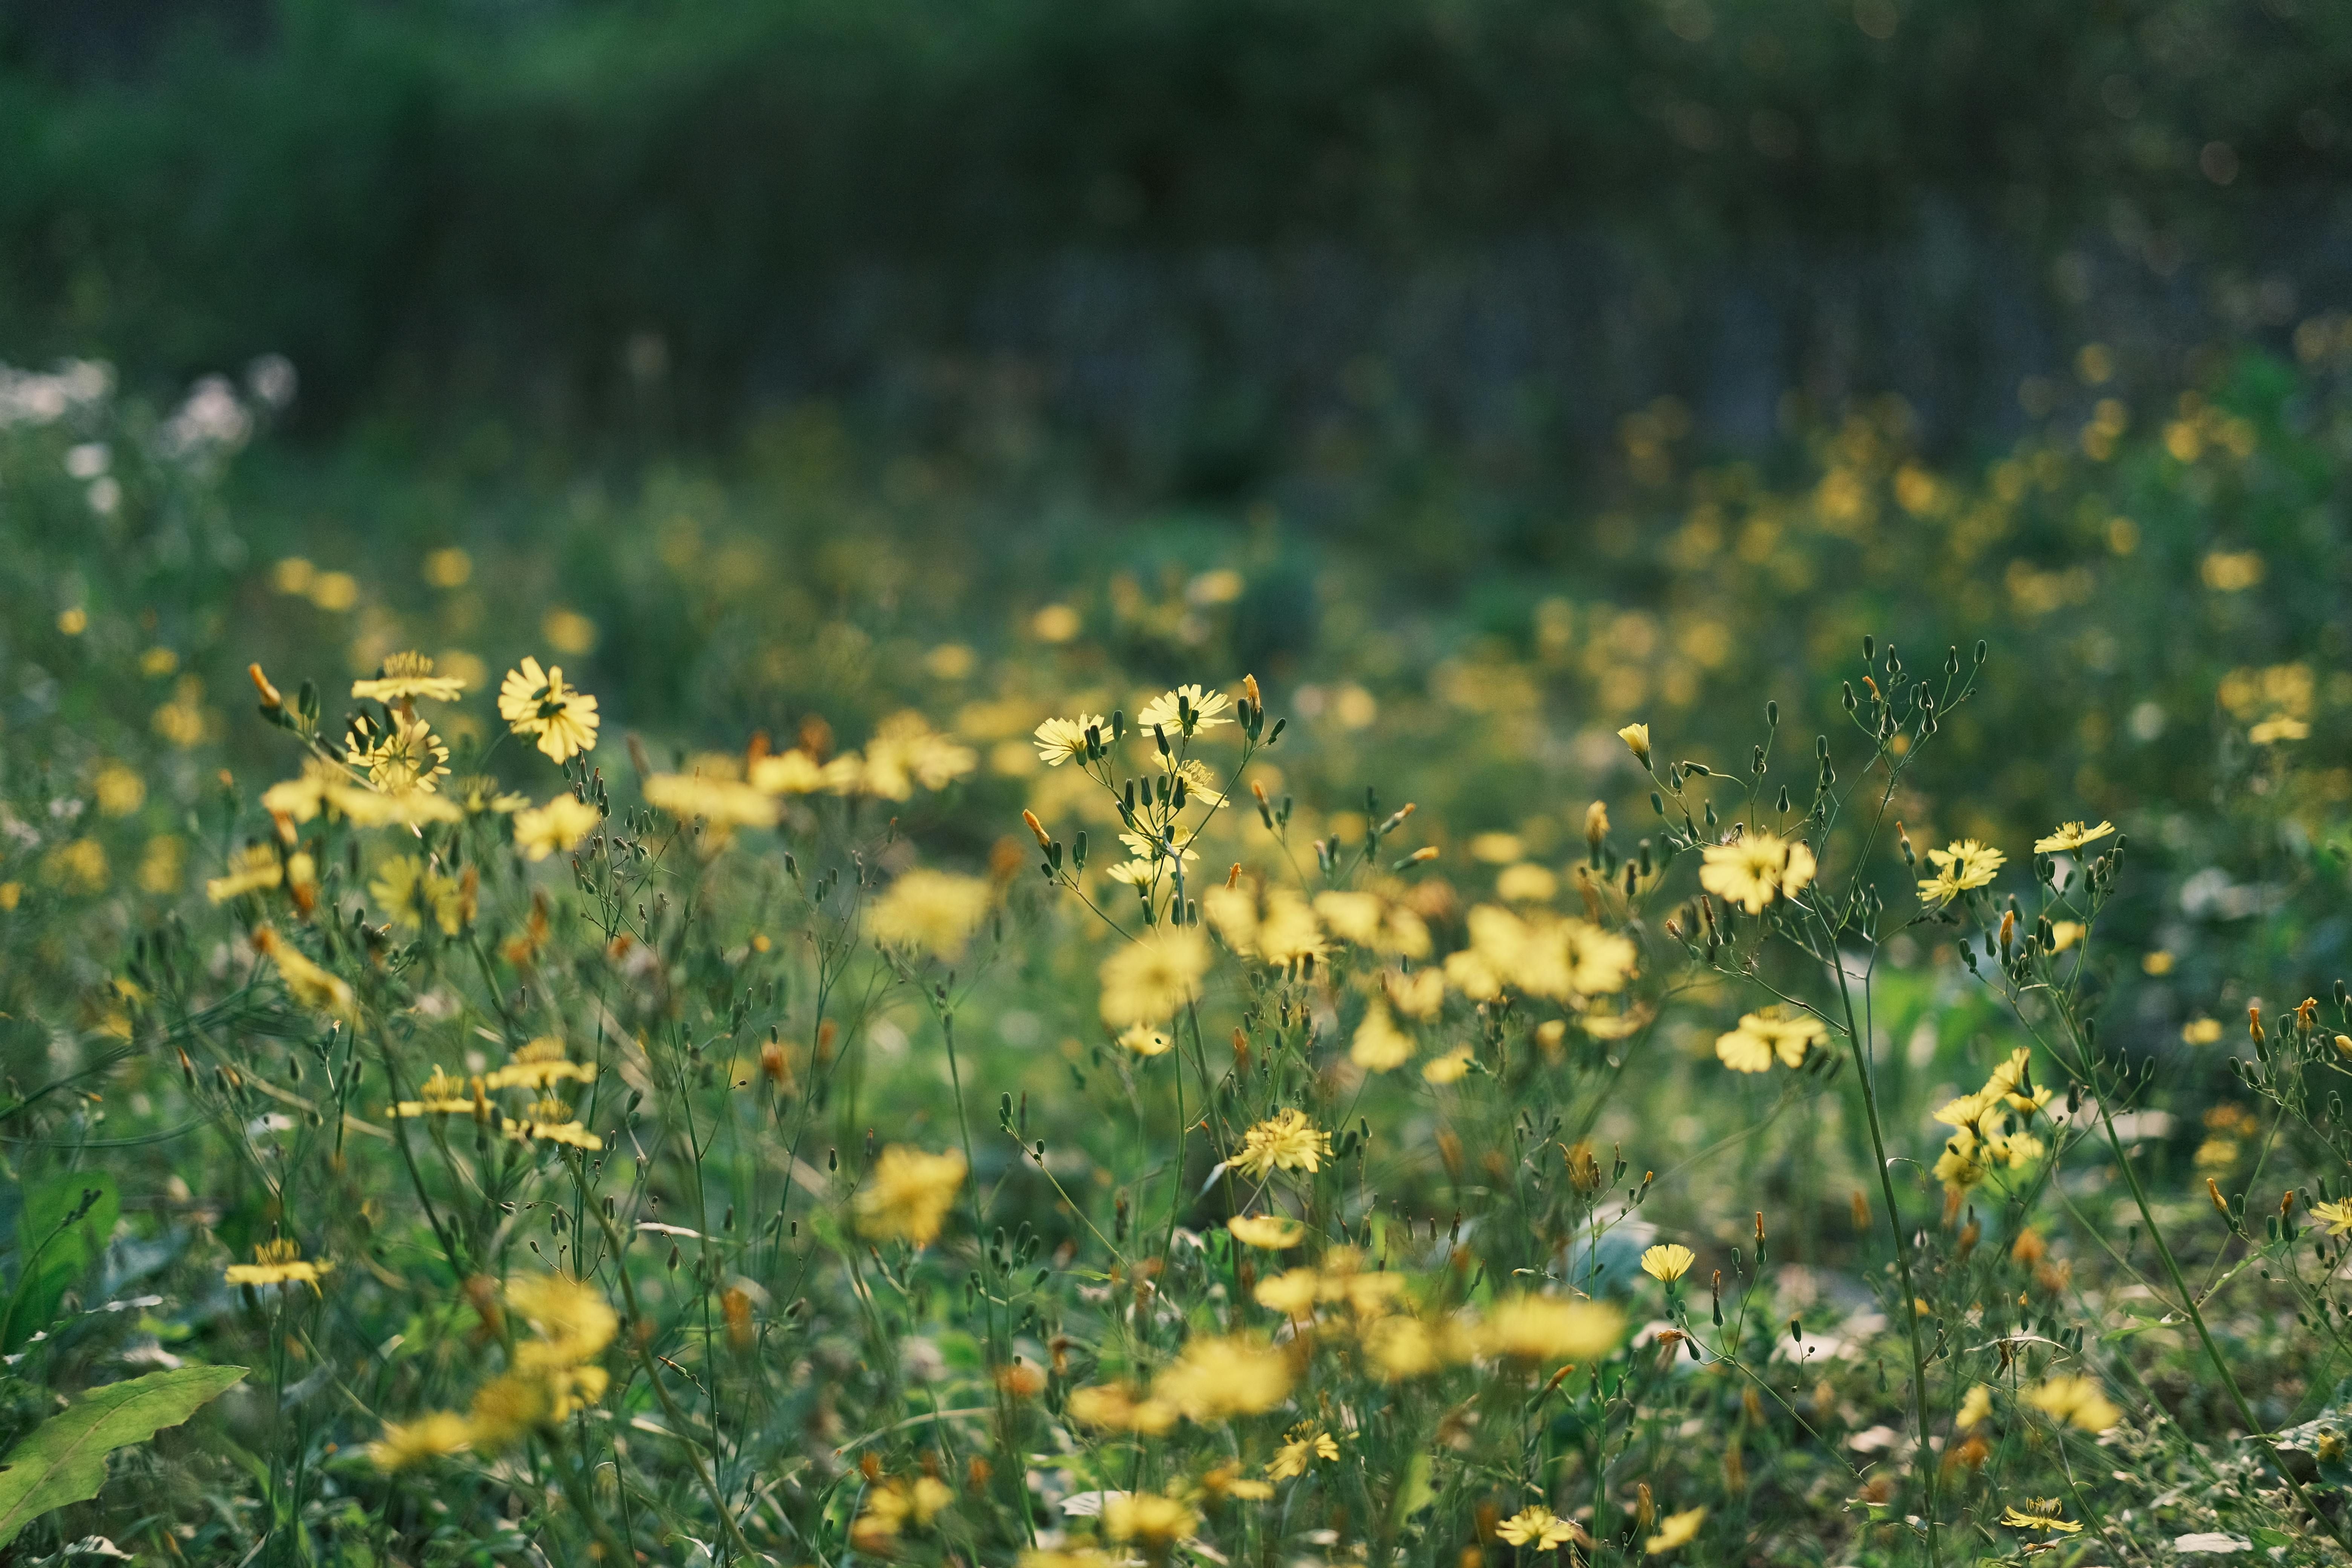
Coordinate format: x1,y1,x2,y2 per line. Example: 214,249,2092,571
1,322,2352,1568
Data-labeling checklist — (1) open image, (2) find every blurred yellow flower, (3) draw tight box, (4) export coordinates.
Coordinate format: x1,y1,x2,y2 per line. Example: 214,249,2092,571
1421,1044,1473,1084
1349,1003,1413,1072
1267,1426,1338,1479
868,869,993,959
1715,1008,1827,1073
1066,1383,1178,1435
1646,1506,1706,1554
1498,1505,1575,1549
1226,1214,1305,1249
254,927,355,1021
371,855,464,935
352,651,467,703
1117,1024,1174,1057
1155,1334,1293,1421
512,794,600,860
207,844,283,903
93,762,145,817
1104,1492,1198,1551
365,1411,472,1471
1699,831,1816,914
1957,1384,1993,1430
498,657,600,763
225,1238,332,1294
1476,1293,1624,1363
645,772,779,830
2022,1374,2120,1432
861,711,976,799
1098,927,1210,1027
855,1146,967,1247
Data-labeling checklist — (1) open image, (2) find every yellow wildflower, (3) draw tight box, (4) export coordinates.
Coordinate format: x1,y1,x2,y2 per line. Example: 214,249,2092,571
1098,927,1211,1027
1135,683,1232,735
1066,1383,1178,1435
371,854,464,935
364,1411,472,1470
1699,831,1817,914
1498,1505,1576,1549
1349,1003,1414,1072
1477,1293,1625,1364
206,844,283,903
253,928,355,1021
2311,1198,2352,1237
345,715,450,795
2032,819,2114,853
506,1272,618,1369
1155,1334,1294,1421
225,1238,333,1294
1917,839,2005,905
498,657,600,763
511,795,600,860
854,1146,967,1247
1117,1024,1174,1057
1312,890,1386,945
860,711,976,799
1033,713,1106,766
352,651,467,703
1421,1044,1474,1084
2022,1375,2121,1432
1957,1384,1993,1431
1646,1506,1707,1554
1715,1008,1827,1072
1640,1243,1695,1282
868,869,993,959
2000,1500,2083,1535
1253,1268,1321,1317
1617,722,1652,766
482,1038,595,1091
1267,1425,1339,1479
1234,1109,1333,1179
644,771,779,830
1104,1491,1199,1553
1226,1214,1306,1249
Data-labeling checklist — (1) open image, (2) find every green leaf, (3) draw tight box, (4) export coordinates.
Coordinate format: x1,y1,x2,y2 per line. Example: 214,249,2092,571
0,1365,246,1548
2,1173,120,1353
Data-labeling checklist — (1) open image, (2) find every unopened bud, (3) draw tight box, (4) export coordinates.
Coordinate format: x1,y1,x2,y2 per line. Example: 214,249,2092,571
248,662,283,710
1022,809,1050,850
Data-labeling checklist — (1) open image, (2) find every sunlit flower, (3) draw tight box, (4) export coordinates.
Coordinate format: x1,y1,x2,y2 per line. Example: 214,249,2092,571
1640,1243,1695,1283
1117,1023,1174,1057
506,1272,619,1370
1119,828,1200,868
2022,1374,2121,1432
365,1411,472,1470
1645,1506,1706,1554
1156,752,1226,805
450,776,529,815
1227,1214,1306,1249
1033,713,1106,766
1617,722,1652,766
1104,1492,1199,1554
1349,1003,1414,1072
253,927,355,1021
2000,1500,2082,1535
1387,966,1446,1020
352,651,467,704
1253,1268,1321,1318
346,716,451,795
2032,819,2114,853
206,843,283,903
644,772,779,830
2311,1198,2352,1237
1098,928,1211,1027
1421,1044,1473,1084
1957,1384,1993,1430
1267,1425,1339,1479
1255,891,1325,966
1155,1334,1293,1421
748,748,829,794
482,1038,596,1092
1234,1109,1333,1179
1699,831,1817,914
498,657,600,763
1917,839,2005,905
1066,1383,1178,1435
1312,890,1385,944
1476,1293,1625,1364
861,711,976,799
225,1237,333,1294
868,870,994,958
1714,1007,1828,1072
855,1146,967,1247
512,794,600,860
1362,1314,1459,1381
371,854,464,935
1497,1505,1576,1549
1136,684,1232,736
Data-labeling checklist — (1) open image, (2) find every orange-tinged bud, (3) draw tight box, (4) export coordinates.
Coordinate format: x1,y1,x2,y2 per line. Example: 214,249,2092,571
1243,672,1261,707
248,662,283,710
2208,1176,2230,1216
1021,808,1050,849
2248,1004,2264,1043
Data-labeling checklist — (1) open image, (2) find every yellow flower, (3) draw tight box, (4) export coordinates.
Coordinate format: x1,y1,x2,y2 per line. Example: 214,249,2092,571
345,716,451,795
1495,862,1558,903
644,771,779,831
2181,1016,2224,1045
334,784,464,830
1386,966,1446,1020
1066,1383,1178,1435
253,928,356,1022
1033,713,1106,766
2311,1198,2352,1237
2032,819,2115,853
1476,1293,1625,1363
1361,1315,1456,1381
1117,1024,1174,1057
868,870,994,959
1226,1214,1306,1249
1640,1243,1695,1283
450,775,528,816
1104,1492,1199,1551
1714,1008,1827,1073
854,1146,967,1247
1135,683,1232,736
481,1038,595,1092
506,1272,618,1369
2022,1374,2121,1432
1617,722,1652,766
1311,890,1385,945
364,1411,472,1470
1421,1044,1474,1084
206,844,283,903
352,651,467,703
498,657,600,763
1202,882,1260,951
1698,831,1817,914
1267,1426,1339,1479
2000,1500,2083,1535
1917,839,2005,905
860,711,976,799
371,855,464,935
1497,1505,1576,1549
1157,752,1226,805
1098,928,1211,1027
512,795,600,861
1349,1003,1414,1072
2049,919,2084,952
92,762,145,818
1154,1334,1294,1421
2250,715,2309,744
225,1238,333,1294
1956,1384,1993,1431
746,748,825,794
1253,1268,1321,1318
1255,891,1326,966
1645,1505,1706,1554
1234,1109,1333,1179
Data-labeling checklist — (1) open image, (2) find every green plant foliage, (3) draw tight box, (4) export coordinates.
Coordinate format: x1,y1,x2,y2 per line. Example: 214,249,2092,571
0,1365,247,1548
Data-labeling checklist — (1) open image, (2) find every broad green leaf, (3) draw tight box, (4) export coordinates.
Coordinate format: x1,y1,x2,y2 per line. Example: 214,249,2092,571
2,1173,120,1353
0,1365,246,1548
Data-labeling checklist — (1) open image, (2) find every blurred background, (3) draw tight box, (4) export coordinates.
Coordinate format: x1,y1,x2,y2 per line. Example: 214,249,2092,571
3,0,2350,987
